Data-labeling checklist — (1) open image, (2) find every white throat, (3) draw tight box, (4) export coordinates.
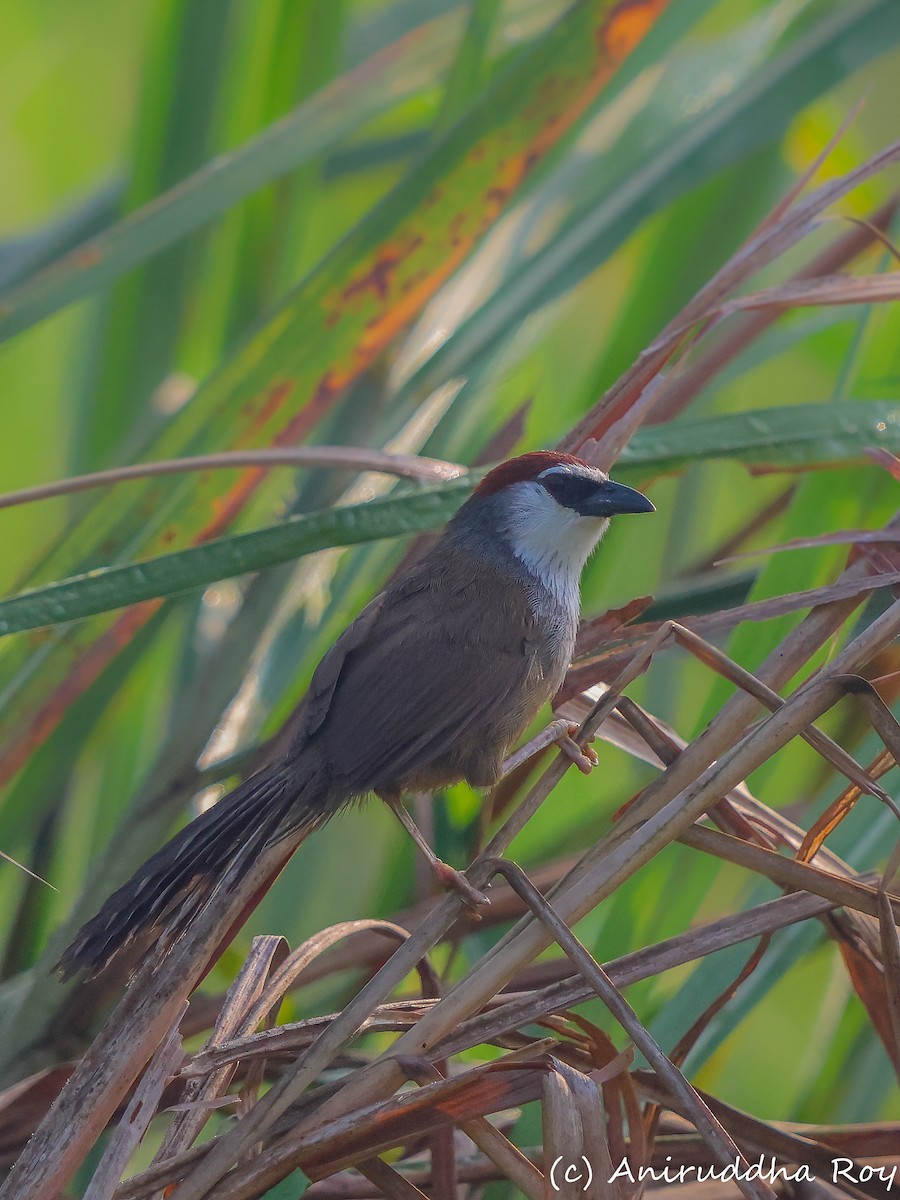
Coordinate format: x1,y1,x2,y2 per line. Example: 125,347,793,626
502,482,609,609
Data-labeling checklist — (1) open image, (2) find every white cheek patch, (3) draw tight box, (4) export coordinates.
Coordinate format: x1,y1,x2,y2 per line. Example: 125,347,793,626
503,482,609,607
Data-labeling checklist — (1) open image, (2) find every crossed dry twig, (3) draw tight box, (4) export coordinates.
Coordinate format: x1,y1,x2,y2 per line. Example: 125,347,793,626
155,595,900,1200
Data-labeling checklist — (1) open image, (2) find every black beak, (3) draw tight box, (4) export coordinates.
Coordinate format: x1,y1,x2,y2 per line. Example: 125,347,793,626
581,478,655,517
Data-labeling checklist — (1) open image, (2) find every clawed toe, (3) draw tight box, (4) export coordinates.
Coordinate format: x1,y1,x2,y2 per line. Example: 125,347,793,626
558,724,598,774
433,860,491,914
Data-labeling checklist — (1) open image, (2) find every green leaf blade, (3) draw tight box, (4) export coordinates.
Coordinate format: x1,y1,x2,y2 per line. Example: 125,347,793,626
0,481,472,637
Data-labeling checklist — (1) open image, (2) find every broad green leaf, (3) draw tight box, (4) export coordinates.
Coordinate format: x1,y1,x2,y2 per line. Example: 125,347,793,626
0,17,432,341
431,0,503,138
0,183,121,293
3,400,897,636
206,1,347,341
395,0,900,407
259,1171,311,1199
0,0,546,346
616,400,900,475
0,481,472,637
77,0,237,466
0,0,667,787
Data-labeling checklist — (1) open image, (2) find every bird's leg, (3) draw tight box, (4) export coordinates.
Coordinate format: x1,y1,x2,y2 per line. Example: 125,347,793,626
378,791,490,912
556,722,599,775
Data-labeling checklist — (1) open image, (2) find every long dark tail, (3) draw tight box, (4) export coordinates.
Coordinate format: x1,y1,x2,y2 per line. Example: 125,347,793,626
57,757,330,979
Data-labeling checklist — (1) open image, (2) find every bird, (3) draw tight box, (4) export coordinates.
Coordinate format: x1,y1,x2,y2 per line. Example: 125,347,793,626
58,451,654,978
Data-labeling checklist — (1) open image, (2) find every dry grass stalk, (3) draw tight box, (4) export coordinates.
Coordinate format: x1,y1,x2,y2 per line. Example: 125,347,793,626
561,136,900,454
631,1074,885,1200
164,888,832,1090
488,860,776,1200
0,447,464,513
83,1006,186,1200
877,889,900,1067
150,936,289,1168
0,835,308,1200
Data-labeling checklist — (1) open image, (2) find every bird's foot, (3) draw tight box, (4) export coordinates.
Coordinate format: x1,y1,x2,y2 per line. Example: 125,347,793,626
432,859,491,914
557,723,599,775
379,791,491,914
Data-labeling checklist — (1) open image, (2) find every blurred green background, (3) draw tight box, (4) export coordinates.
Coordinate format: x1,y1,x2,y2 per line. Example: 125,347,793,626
0,0,899,1151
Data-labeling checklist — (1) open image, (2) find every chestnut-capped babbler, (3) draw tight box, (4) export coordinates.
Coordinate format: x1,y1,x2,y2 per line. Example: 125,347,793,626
59,452,654,978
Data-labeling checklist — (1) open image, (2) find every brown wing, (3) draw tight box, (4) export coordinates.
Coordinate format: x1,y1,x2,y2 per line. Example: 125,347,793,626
297,545,548,796
300,590,390,741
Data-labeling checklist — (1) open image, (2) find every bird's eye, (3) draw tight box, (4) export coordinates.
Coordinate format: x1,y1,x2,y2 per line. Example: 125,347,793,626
541,472,596,511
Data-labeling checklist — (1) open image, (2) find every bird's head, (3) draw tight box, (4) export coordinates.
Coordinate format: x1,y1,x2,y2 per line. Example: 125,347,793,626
451,451,654,602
